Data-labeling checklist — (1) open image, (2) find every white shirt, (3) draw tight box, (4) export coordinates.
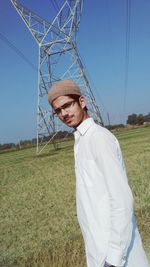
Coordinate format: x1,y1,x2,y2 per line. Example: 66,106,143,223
74,118,149,267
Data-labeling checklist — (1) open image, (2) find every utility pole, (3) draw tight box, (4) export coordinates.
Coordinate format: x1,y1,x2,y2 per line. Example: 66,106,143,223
10,0,103,154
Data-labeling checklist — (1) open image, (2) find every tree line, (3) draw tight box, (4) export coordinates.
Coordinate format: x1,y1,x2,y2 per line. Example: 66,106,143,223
1,113,150,151
127,112,150,125
0,131,73,151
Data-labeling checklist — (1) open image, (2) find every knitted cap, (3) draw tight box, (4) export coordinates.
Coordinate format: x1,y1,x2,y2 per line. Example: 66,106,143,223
48,80,81,104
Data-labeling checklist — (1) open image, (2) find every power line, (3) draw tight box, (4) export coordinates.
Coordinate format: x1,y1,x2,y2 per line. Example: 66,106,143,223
77,50,109,119
51,0,59,13
122,0,131,122
0,32,37,71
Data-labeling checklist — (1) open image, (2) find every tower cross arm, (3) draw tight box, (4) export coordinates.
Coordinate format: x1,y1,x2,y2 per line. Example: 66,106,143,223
10,0,52,44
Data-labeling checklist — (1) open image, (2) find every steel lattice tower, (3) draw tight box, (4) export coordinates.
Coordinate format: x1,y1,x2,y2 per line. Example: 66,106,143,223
10,0,103,154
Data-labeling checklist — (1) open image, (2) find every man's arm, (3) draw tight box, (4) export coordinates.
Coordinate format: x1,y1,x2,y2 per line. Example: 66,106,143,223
92,130,134,267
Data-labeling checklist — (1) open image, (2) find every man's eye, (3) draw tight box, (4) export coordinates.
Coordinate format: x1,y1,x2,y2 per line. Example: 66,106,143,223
54,109,60,114
63,103,71,109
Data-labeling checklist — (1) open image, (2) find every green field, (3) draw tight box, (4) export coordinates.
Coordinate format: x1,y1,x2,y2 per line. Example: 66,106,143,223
0,127,150,267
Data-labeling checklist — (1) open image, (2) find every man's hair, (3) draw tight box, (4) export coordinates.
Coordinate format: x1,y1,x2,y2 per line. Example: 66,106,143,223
68,94,88,112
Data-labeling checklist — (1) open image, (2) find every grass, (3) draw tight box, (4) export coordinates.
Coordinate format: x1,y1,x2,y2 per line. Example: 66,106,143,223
0,127,150,266
117,127,150,252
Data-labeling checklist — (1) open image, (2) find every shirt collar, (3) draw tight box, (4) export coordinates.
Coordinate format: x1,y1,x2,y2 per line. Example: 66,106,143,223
76,117,95,136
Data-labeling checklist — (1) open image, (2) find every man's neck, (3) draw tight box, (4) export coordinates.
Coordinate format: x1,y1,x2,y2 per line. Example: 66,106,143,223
74,113,90,129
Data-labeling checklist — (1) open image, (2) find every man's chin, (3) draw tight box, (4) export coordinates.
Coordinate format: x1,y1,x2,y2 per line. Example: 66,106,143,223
66,121,75,127
65,120,77,128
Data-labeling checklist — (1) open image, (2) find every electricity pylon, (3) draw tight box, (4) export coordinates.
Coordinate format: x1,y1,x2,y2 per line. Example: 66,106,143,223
10,0,103,154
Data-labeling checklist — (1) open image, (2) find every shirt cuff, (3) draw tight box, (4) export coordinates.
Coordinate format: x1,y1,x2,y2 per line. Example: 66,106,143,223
106,247,126,266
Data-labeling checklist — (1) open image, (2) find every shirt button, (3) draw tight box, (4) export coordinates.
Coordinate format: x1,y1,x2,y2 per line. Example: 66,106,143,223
122,255,126,261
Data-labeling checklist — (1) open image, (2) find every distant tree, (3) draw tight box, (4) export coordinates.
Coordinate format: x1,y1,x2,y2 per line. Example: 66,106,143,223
127,114,137,125
105,124,125,130
0,143,15,150
32,138,37,144
127,112,150,125
20,140,31,146
137,114,145,125
144,112,150,122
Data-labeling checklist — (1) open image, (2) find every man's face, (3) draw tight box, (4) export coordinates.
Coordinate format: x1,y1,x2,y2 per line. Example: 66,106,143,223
52,95,88,128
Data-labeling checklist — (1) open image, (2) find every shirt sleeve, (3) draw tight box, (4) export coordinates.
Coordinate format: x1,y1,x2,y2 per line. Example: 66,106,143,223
92,130,134,267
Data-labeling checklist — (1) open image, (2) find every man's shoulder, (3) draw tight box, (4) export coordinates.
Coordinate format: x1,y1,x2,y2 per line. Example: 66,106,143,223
92,123,114,137
90,122,118,146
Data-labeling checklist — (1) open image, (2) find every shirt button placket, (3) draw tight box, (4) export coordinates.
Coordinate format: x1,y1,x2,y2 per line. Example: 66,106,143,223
74,131,80,168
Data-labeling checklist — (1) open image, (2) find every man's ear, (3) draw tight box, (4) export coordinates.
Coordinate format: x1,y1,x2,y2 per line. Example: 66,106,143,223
79,96,86,109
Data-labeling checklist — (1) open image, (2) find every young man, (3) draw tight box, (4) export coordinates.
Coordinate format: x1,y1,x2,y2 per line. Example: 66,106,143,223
48,80,149,267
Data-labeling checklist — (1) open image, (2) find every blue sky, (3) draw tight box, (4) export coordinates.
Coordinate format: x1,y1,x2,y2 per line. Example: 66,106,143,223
0,0,150,144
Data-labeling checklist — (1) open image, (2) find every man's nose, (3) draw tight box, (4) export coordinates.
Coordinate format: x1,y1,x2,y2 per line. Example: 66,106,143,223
61,108,68,117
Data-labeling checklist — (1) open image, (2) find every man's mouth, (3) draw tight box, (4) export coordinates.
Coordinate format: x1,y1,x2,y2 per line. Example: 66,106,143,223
64,116,73,123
